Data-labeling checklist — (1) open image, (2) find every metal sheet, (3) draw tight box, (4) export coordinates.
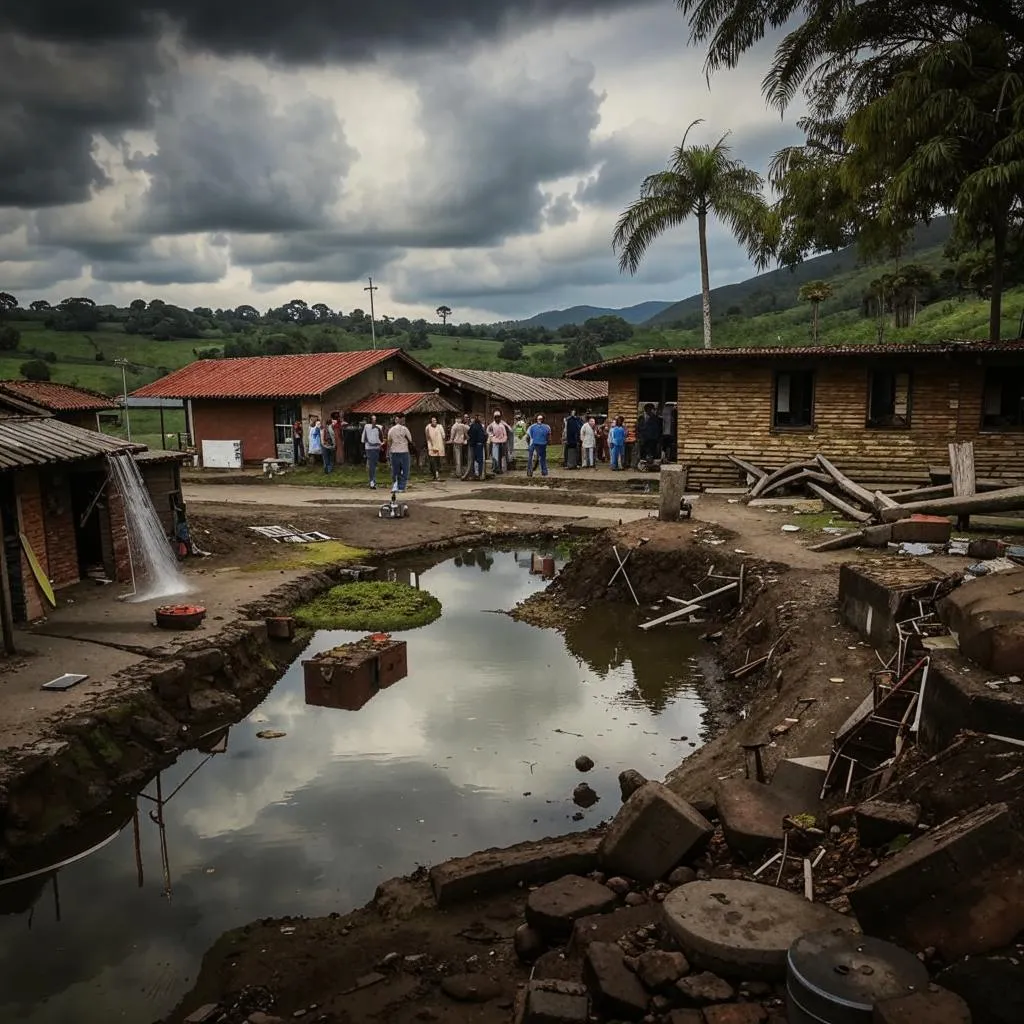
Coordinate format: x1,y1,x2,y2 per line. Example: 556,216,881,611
0,416,140,470
41,673,89,691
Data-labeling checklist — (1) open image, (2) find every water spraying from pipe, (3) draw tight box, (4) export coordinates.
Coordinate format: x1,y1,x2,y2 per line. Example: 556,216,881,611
106,454,192,603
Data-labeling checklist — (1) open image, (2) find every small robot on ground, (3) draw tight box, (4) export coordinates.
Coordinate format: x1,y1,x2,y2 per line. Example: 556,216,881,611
378,484,409,519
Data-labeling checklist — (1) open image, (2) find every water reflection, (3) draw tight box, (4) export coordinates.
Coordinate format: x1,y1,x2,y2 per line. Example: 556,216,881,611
0,547,709,1024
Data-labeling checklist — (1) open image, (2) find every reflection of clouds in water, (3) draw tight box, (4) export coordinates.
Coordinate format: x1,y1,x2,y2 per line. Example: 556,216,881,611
0,550,707,1024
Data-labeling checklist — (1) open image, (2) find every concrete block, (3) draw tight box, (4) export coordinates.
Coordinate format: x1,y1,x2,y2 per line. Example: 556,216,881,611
599,782,713,883
525,874,618,939
937,566,1024,676
838,559,950,645
569,904,660,954
891,515,953,544
938,957,1024,1024
265,616,296,640
430,832,601,907
714,779,798,860
855,799,921,848
524,979,590,1024
676,971,736,1005
584,942,649,1020
849,802,1024,959
862,523,894,548
636,950,690,991
873,988,972,1024
770,755,830,809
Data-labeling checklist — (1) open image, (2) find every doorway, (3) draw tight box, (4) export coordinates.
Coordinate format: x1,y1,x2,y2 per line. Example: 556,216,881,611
71,469,113,581
0,474,26,621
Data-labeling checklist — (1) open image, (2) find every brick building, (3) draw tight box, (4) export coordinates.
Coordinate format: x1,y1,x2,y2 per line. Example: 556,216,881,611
0,380,119,428
566,341,1024,488
132,350,459,465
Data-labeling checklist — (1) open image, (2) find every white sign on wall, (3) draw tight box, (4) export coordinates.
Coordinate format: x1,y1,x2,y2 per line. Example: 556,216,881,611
202,439,243,469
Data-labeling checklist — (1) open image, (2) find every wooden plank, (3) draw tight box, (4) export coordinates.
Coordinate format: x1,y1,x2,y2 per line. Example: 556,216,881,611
639,581,738,630
809,530,866,552
815,454,878,511
758,469,832,498
887,483,955,503
879,484,1024,522
806,483,875,523
727,454,767,481
949,441,976,497
872,490,899,511
749,459,815,498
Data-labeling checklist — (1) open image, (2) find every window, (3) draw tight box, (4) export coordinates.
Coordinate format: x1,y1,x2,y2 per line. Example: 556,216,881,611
773,369,814,428
273,402,301,445
385,369,395,381
637,375,678,406
867,369,912,428
982,368,1024,429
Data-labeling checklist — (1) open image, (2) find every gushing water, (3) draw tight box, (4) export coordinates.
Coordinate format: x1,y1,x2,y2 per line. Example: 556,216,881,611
106,453,192,602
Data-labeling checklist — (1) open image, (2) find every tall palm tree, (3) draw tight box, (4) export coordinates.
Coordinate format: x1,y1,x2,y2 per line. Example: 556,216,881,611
613,121,773,349
798,279,833,342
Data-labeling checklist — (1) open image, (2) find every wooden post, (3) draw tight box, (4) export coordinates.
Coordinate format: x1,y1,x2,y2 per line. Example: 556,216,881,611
949,441,976,531
0,504,16,654
659,464,686,522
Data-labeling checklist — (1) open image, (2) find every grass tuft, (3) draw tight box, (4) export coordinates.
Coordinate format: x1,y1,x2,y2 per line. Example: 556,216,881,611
293,580,441,631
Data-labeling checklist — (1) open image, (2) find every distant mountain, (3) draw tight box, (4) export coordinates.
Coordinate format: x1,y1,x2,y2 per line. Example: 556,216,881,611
645,218,954,326
519,299,674,330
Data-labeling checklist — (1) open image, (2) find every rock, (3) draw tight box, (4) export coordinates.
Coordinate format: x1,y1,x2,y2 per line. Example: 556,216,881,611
573,783,599,808
569,904,661,954
440,974,502,1003
619,769,649,802
247,1015,283,1024
937,956,1024,1024
184,1006,219,1024
668,866,697,887
703,1005,769,1024
714,779,798,860
532,950,584,984
862,523,894,548
669,1012,705,1024
605,876,631,895
873,988,972,1024
524,978,590,1023
848,802,1024,959
770,756,830,811
624,892,648,906
584,941,649,1020
636,950,690,991
188,688,241,717
181,647,226,675
575,755,595,773
892,516,952,545
937,568,1024,675
662,879,858,981
676,971,736,1005
430,832,601,907
855,799,921,848
600,782,713,884
526,874,619,939
514,923,546,963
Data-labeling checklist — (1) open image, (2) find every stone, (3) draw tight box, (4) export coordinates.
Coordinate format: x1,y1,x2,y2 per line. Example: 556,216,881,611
599,782,713,883
713,779,796,860
849,802,1024,959
514,923,546,963
668,866,697,887
662,879,858,981
891,516,953,545
182,647,226,675
968,538,1004,560
188,688,241,716
704,1006,769,1024
440,974,502,1003
526,874,619,939
636,950,690,991
669,1012,705,1024
265,616,296,640
605,876,631,895
770,756,830,810
938,956,1024,1024
624,892,648,906
676,971,736,1005
619,768,649,802
937,566,1024,675
247,1015,283,1024
862,523,895,548
148,658,188,698
184,1006,219,1024
584,941,649,1020
524,979,590,1024
855,799,921,848
430,832,601,907
573,783,599,808
569,904,661,954
873,989,972,1024
532,950,584,983
575,755,595,772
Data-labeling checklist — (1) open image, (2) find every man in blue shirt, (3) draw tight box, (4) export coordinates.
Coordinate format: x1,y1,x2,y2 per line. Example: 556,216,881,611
526,414,551,477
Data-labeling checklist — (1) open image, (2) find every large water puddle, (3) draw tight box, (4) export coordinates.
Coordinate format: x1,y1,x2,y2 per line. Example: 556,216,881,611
0,547,715,1024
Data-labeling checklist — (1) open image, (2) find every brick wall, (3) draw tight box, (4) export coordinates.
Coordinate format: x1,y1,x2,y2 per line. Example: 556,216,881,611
40,469,78,590
15,470,49,621
192,400,276,463
139,460,181,535
317,356,451,421
107,484,132,583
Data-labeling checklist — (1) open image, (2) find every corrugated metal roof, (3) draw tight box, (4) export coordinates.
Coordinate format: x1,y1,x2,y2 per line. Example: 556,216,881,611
433,368,608,404
565,340,1024,377
0,380,119,412
0,417,142,470
131,350,427,400
133,449,189,464
349,391,461,415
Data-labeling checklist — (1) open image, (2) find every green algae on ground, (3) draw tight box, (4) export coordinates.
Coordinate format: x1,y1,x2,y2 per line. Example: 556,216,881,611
245,540,370,572
294,581,441,631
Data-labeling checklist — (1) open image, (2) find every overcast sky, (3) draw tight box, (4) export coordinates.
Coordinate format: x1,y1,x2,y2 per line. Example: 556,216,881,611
0,1,803,322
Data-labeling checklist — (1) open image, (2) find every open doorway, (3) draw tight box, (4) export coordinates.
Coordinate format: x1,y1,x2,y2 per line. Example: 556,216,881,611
71,469,114,582
0,474,26,621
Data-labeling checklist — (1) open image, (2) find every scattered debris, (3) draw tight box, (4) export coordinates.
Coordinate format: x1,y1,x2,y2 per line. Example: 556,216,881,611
40,672,88,692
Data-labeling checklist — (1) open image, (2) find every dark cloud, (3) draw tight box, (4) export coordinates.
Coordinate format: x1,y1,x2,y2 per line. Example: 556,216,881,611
91,243,229,285
0,1,651,64
230,234,401,286
543,193,581,227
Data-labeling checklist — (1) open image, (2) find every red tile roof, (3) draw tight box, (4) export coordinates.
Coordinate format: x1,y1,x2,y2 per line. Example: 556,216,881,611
0,379,119,412
348,392,460,415
565,340,1024,377
131,350,419,400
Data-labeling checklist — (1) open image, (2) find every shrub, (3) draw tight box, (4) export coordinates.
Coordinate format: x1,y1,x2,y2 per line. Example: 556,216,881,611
19,359,51,381
0,324,20,351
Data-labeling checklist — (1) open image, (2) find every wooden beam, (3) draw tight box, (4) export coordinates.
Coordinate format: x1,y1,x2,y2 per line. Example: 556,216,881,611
727,454,767,481
808,530,866,552
639,580,738,630
872,490,899,511
879,485,1024,522
815,454,877,511
806,483,875,523
750,459,816,498
887,482,955,503
758,469,832,498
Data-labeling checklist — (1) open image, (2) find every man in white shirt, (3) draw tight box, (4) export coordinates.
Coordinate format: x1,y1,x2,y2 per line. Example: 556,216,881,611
424,416,446,481
449,414,469,479
581,416,596,468
486,410,509,475
361,415,383,489
386,414,414,492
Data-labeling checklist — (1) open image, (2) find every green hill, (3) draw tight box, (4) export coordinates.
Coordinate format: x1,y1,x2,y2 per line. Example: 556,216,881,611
519,300,674,329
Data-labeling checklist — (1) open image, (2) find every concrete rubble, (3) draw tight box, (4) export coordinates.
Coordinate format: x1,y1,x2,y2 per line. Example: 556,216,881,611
855,799,922,848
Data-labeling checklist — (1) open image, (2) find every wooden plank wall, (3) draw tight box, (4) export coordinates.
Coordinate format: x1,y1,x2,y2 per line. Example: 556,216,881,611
605,358,1024,488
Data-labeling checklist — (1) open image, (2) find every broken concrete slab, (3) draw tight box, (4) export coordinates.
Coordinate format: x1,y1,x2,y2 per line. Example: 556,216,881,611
662,879,858,981
569,904,660,954
523,978,590,1024
861,524,894,548
770,755,830,810
525,874,619,939
531,950,584,984
855,799,921,848
937,566,1024,675
676,971,736,1005
668,1011,705,1024
849,802,1024,960
703,1005,769,1024
636,950,690,991
429,831,601,907
891,516,953,545
872,988,972,1024
583,941,649,1020
599,782,712,883
937,956,1024,1024
714,779,799,860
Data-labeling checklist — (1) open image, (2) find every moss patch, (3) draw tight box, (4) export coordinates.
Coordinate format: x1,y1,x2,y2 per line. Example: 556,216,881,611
245,540,370,572
294,581,441,631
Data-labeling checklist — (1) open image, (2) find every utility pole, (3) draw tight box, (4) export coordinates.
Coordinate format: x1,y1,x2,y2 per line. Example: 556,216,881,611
114,358,132,441
364,277,378,350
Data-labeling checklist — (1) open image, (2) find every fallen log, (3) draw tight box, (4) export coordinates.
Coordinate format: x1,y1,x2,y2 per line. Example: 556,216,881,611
750,459,817,498
806,482,875,523
727,454,767,482
879,484,1024,522
639,580,738,630
808,530,866,552
758,468,832,498
872,490,899,511
887,479,1014,503
815,454,878,511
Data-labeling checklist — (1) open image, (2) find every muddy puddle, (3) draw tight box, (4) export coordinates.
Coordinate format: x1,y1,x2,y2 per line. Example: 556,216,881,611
0,547,716,1024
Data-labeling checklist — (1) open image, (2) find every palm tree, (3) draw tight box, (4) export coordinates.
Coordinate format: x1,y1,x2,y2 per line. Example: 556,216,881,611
435,305,452,328
613,121,773,349
798,280,833,342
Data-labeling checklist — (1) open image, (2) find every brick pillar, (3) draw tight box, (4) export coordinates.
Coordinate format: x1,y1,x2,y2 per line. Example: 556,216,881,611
15,470,48,621
107,480,133,584
42,472,79,589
